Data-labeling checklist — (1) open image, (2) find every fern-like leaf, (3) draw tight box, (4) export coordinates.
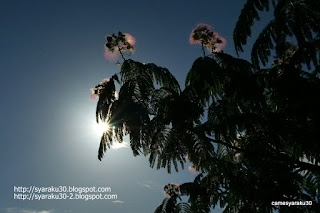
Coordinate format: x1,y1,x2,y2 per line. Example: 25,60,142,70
234,0,271,53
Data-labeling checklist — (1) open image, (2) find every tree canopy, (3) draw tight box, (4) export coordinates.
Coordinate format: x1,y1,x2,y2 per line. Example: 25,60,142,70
92,0,320,212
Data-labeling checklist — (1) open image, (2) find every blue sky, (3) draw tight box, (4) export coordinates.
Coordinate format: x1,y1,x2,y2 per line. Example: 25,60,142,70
0,0,268,212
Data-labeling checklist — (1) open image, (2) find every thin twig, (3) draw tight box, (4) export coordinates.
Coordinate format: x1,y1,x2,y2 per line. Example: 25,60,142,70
201,43,206,57
118,46,126,60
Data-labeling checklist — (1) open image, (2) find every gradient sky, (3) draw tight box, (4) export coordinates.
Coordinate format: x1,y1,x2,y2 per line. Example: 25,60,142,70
0,0,270,212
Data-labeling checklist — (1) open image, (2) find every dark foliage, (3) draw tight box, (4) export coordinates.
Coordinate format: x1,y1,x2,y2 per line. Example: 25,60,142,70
93,0,320,212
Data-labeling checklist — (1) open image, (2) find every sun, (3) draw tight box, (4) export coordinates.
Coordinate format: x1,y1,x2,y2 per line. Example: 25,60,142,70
91,120,128,150
94,122,110,136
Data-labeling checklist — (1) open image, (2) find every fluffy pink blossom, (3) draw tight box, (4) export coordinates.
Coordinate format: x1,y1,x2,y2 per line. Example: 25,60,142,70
90,88,98,100
215,33,227,51
121,33,135,53
206,35,226,52
189,23,212,44
220,37,227,49
104,33,136,61
124,33,135,46
102,78,110,83
188,165,198,174
235,153,241,158
104,47,120,61
190,23,226,52
90,94,97,100
189,33,201,44
90,78,112,100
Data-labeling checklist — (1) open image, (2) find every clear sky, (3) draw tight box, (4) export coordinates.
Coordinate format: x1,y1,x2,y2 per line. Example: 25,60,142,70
0,0,265,212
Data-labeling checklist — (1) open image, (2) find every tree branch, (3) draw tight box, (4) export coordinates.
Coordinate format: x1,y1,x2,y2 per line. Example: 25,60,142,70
206,137,244,152
207,137,320,172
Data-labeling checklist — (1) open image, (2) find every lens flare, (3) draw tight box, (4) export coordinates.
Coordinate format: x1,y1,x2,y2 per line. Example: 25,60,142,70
94,122,110,136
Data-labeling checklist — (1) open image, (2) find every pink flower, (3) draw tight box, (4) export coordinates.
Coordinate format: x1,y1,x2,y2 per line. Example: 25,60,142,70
104,32,136,62
206,34,227,52
235,153,241,158
102,78,110,83
215,35,226,51
90,94,96,100
189,23,213,44
120,33,135,53
189,33,201,44
124,33,135,46
195,23,212,31
188,165,198,174
190,23,227,52
104,47,120,61
90,88,98,100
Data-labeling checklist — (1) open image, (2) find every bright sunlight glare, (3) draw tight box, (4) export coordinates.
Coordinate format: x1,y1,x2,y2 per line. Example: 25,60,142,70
91,121,128,150
94,122,110,136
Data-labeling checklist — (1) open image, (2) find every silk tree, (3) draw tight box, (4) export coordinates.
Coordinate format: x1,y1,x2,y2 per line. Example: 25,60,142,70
92,1,320,210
